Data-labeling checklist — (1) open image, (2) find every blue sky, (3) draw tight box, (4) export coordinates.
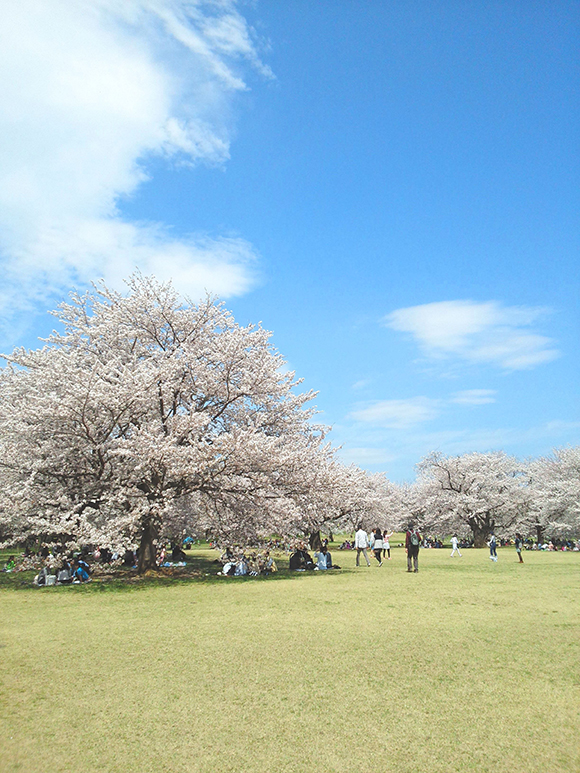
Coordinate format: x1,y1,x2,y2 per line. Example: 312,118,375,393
1,0,578,480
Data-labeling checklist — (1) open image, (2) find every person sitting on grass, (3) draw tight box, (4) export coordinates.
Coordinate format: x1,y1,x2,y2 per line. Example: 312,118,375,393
172,543,187,562
220,546,235,565
314,545,340,570
74,558,91,582
260,551,277,574
248,553,260,576
289,545,315,571
35,566,49,586
234,555,249,576
315,546,329,570
3,556,16,572
57,559,74,584
123,549,136,567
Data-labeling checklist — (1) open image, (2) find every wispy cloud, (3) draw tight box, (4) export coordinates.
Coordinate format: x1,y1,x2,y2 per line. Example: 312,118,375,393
351,397,440,429
384,300,559,370
0,0,269,317
452,389,497,405
351,379,372,390
338,447,395,466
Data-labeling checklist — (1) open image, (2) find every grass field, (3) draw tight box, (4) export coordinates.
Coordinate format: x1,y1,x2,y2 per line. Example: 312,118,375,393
1,543,579,773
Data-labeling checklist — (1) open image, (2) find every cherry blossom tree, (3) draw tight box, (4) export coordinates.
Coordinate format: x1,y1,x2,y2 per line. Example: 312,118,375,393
389,480,435,533
0,274,337,570
528,447,580,540
310,462,398,536
416,451,531,547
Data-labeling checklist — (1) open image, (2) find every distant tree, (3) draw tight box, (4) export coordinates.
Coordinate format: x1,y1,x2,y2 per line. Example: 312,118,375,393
312,463,398,535
416,451,531,547
529,447,580,540
390,480,434,533
0,275,336,571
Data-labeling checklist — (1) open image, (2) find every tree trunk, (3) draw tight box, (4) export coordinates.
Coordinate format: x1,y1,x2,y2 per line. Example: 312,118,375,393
471,525,488,549
328,531,333,543
309,530,322,551
536,525,544,544
138,520,158,574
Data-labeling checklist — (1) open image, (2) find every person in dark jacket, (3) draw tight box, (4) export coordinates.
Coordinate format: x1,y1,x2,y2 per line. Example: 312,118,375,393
405,525,421,573
289,546,314,570
514,533,524,564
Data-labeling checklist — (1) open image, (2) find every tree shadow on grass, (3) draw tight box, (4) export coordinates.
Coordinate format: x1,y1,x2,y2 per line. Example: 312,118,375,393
0,553,343,594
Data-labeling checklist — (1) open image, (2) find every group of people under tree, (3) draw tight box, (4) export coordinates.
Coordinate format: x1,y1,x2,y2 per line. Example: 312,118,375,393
288,542,340,571
218,546,277,577
3,526,579,586
34,556,91,586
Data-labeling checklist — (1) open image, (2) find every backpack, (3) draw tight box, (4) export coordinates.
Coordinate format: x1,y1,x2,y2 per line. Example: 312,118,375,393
410,532,419,547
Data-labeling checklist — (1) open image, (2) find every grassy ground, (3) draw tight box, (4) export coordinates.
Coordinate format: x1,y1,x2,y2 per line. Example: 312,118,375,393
1,544,578,773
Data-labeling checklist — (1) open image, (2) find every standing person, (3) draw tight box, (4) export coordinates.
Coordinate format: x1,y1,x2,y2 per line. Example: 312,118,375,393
405,525,421,573
450,534,462,557
382,530,394,560
515,533,524,564
370,528,383,566
354,525,371,567
488,533,498,562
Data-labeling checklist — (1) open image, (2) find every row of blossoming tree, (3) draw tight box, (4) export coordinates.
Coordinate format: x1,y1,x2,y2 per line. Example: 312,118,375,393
400,448,580,547
0,275,394,571
0,275,577,570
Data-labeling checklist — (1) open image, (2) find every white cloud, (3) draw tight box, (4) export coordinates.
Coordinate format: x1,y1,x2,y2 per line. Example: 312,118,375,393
0,0,269,314
542,420,580,435
338,447,395,466
351,379,371,390
384,300,559,370
452,389,497,405
351,397,440,429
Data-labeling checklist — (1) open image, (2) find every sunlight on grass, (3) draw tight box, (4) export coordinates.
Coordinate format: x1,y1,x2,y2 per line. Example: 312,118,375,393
1,547,579,773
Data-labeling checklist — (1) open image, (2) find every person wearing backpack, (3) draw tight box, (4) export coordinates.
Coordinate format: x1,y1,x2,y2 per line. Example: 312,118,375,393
405,525,421,573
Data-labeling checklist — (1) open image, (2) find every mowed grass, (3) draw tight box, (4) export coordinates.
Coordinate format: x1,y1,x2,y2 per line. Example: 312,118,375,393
1,546,579,773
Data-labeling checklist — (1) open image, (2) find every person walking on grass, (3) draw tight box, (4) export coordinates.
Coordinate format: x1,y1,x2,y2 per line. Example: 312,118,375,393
450,534,462,557
488,533,498,562
515,533,524,564
355,525,371,567
405,524,421,573
370,528,383,566
382,530,394,560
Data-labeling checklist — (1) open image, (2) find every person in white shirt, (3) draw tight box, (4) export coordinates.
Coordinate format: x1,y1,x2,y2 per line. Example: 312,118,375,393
382,530,394,560
450,534,462,557
354,526,371,566
314,548,329,570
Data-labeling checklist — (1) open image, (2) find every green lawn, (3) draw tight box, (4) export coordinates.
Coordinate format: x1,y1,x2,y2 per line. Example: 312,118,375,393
1,545,578,772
